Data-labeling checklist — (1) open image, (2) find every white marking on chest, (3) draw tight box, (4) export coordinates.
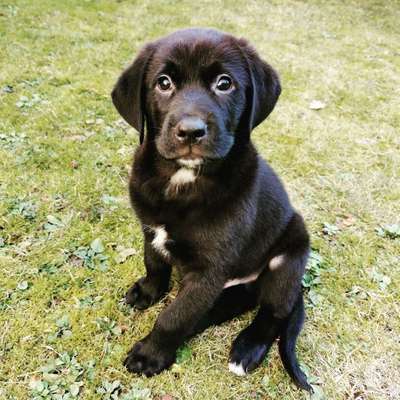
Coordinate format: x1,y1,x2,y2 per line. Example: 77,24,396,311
170,168,196,186
151,225,170,258
228,362,246,376
165,167,197,196
224,272,260,289
269,254,286,270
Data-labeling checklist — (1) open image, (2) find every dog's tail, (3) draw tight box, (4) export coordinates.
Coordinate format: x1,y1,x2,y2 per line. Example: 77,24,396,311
278,294,312,392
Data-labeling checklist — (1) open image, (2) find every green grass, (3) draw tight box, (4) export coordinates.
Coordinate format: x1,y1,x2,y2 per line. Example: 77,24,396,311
1,0,399,399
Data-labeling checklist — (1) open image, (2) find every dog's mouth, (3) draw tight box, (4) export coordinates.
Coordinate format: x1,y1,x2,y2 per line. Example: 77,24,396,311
178,145,205,157
165,145,206,164
163,147,228,167
156,135,231,168
179,151,203,160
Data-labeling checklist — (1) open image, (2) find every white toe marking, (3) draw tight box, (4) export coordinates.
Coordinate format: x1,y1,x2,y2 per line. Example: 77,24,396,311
177,158,203,168
224,272,260,288
151,225,170,258
229,362,246,376
269,254,286,271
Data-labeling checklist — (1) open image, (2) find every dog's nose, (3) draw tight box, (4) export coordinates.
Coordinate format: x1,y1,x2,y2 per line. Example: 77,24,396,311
176,117,207,143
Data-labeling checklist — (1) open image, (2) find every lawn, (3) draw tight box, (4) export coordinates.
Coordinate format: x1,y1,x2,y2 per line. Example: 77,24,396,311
0,0,399,399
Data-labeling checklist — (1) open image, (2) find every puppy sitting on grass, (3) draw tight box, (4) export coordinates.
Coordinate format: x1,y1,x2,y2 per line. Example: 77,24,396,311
112,28,311,391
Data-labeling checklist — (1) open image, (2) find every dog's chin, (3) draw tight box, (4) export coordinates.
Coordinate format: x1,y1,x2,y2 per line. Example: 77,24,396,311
160,151,230,170
156,146,224,167
159,151,206,169
176,157,204,169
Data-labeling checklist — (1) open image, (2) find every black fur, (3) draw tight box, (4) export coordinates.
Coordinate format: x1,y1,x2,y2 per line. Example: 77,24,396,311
111,28,311,391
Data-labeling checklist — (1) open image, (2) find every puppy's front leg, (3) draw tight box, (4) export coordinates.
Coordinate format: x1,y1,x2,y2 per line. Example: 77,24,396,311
124,270,224,376
125,236,172,310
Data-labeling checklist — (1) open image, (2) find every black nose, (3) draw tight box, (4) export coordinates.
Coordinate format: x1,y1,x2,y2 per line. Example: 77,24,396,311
176,117,207,143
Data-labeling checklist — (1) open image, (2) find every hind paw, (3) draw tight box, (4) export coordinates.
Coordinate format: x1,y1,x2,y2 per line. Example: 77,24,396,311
229,330,269,375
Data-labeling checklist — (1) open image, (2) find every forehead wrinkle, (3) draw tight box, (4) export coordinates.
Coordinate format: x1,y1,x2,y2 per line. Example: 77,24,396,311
171,42,215,68
150,36,249,88
168,41,246,80
153,43,210,83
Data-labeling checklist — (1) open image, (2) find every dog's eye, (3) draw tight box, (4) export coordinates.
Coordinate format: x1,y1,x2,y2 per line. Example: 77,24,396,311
157,75,173,91
215,75,233,92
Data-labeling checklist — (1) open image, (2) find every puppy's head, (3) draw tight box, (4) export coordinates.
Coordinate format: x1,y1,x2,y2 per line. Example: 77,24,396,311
112,28,280,165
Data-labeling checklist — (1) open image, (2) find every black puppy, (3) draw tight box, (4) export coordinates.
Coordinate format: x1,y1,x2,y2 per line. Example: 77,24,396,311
112,28,311,391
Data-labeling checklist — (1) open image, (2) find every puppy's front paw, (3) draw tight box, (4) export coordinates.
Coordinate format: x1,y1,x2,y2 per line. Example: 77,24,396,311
125,277,166,310
124,338,176,376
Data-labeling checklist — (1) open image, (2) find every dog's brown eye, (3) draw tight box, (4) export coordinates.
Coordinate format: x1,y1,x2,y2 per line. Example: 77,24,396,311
157,75,173,91
216,75,233,91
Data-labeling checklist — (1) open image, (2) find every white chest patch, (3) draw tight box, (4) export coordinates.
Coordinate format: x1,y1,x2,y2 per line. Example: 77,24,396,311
151,226,170,258
224,272,260,289
269,254,286,271
170,168,196,186
166,167,197,196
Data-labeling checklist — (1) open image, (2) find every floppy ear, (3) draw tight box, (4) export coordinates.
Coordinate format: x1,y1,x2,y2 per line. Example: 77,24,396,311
111,44,155,144
238,40,281,134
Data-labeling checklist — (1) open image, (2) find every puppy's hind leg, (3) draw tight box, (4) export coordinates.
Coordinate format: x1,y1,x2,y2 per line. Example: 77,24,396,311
228,304,282,376
228,293,310,391
229,213,311,391
191,283,258,335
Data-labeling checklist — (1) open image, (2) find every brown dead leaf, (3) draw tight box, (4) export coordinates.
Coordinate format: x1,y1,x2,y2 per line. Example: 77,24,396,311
159,396,174,400
66,132,96,142
337,214,356,229
69,254,84,267
115,246,137,263
71,160,79,169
